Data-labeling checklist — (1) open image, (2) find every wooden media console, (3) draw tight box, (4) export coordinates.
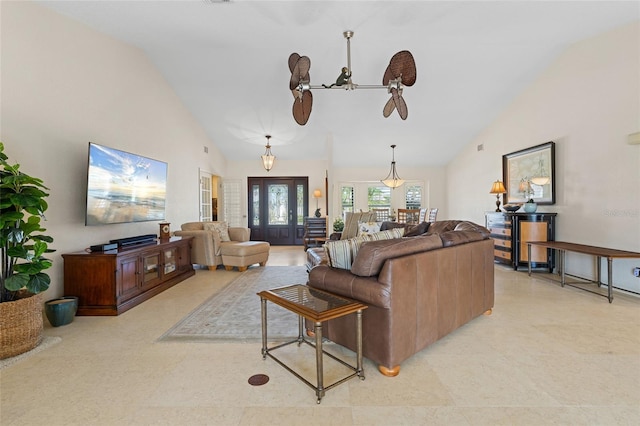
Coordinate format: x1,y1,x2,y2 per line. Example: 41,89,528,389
63,236,194,315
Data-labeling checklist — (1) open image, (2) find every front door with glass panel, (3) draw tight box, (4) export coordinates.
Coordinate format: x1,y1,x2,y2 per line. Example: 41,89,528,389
248,177,307,245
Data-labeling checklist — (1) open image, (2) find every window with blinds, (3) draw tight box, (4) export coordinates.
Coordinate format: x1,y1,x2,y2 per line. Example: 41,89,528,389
340,185,354,218
405,184,423,209
368,184,391,210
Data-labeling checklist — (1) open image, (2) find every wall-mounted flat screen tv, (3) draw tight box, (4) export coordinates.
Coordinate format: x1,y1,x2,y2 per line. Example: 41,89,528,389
85,142,168,226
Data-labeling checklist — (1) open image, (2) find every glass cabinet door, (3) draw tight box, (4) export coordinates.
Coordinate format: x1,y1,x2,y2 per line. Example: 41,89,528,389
163,248,177,275
142,253,161,286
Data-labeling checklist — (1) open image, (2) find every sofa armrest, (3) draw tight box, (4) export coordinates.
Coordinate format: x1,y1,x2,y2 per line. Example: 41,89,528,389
174,229,220,262
308,265,390,309
229,227,250,242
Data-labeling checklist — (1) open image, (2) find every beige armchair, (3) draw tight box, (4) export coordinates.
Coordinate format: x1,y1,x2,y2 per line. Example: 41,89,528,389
174,222,251,270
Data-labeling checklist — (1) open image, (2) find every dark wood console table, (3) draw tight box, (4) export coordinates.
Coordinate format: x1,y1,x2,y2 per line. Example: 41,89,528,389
527,241,640,303
63,236,194,315
303,217,327,251
486,212,557,271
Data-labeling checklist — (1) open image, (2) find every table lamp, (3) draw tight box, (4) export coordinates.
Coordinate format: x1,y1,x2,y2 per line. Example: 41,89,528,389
489,180,507,212
313,189,322,217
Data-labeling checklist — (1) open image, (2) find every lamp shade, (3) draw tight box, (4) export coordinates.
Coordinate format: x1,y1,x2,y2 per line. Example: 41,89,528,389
313,189,322,198
489,180,506,194
381,144,405,189
261,135,275,172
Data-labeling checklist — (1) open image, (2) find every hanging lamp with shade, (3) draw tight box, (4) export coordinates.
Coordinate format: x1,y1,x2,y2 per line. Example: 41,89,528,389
261,135,275,172
381,144,405,189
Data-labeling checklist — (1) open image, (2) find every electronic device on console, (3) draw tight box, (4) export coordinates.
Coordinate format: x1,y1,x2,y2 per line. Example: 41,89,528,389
109,234,157,248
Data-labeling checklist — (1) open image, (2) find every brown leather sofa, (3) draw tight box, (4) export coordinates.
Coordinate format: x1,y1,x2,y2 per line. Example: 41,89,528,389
307,220,494,377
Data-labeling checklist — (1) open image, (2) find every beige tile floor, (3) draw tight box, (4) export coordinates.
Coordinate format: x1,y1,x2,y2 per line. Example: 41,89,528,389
2,245,639,425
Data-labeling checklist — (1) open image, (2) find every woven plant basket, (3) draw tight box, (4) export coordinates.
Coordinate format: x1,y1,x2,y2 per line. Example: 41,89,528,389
0,292,44,360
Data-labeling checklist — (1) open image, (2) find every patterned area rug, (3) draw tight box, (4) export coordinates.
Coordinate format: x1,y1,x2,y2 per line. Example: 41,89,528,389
158,266,309,343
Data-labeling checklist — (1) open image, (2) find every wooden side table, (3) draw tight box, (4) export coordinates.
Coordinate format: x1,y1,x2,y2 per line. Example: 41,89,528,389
527,241,640,303
257,284,367,403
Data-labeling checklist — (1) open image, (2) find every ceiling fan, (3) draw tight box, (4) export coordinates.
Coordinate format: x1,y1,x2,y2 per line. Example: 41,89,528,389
288,31,417,125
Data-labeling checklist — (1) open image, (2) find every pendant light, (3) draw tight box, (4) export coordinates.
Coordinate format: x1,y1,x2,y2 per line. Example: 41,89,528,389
261,135,275,172
381,144,405,189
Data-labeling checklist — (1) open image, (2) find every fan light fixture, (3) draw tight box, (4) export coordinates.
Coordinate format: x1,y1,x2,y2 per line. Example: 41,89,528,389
288,31,417,125
381,145,405,189
261,135,275,172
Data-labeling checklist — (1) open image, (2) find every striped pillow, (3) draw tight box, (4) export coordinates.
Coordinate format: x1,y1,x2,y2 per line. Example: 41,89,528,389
367,227,405,241
324,235,370,269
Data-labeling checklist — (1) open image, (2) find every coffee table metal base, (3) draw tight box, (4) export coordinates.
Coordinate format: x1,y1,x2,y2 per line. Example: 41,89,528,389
258,285,366,404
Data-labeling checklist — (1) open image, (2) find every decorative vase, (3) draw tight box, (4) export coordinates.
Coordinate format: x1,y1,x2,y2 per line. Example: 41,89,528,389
44,296,78,327
0,292,44,359
524,202,538,213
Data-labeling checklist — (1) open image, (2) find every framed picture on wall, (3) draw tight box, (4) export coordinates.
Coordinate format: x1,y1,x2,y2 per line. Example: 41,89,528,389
503,141,555,205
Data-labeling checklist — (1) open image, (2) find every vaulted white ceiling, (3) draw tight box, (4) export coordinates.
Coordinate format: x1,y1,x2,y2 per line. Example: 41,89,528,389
37,1,639,167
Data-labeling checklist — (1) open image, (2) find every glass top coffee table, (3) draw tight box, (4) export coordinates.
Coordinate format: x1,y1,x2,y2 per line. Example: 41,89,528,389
257,284,368,403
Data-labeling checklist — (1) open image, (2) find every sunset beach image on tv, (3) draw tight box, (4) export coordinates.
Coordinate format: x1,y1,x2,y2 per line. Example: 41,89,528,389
85,142,168,225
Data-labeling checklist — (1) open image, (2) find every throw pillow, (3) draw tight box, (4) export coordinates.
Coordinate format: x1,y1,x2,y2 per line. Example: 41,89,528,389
203,221,231,242
367,227,404,241
379,221,406,231
405,221,430,237
341,212,377,240
357,221,382,236
324,235,370,270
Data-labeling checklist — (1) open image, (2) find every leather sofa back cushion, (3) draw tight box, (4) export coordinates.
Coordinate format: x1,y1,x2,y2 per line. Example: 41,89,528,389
426,220,461,235
350,234,443,277
453,221,491,238
439,230,486,247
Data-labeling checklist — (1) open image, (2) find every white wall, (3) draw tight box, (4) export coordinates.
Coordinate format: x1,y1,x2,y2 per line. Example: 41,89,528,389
1,2,225,298
447,22,640,293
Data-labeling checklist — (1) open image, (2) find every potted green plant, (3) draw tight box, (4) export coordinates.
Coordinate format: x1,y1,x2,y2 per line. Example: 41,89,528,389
332,217,344,232
0,142,55,359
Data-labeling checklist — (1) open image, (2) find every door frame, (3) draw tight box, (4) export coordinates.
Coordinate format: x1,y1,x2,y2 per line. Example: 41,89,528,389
248,177,308,245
